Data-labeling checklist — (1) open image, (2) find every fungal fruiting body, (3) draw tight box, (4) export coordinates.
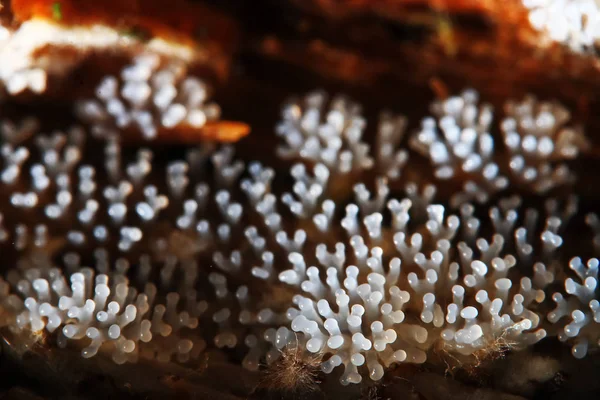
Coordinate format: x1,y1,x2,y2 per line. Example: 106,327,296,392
523,0,600,53
76,53,225,141
74,53,249,143
410,89,506,206
9,264,207,364
548,257,600,359
276,91,408,182
410,89,586,207
501,95,586,193
273,162,571,383
0,88,597,386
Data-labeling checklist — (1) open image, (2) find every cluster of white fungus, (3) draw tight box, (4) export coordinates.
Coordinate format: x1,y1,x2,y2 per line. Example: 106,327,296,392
273,160,577,383
410,89,506,207
0,19,47,95
277,89,587,211
549,256,600,358
5,256,210,364
522,0,600,53
76,53,220,140
501,95,587,193
0,88,596,386
0,130,297,368
410,89,586,206
276,91,409,180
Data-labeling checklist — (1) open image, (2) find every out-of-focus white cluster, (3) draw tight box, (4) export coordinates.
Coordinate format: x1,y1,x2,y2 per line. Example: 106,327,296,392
276,91,409,179
410,89,507,207
0,18,198,96
548,257,600,358
0,20,47,96
410,89,586,205
76,53,220,140
501,95,587,193
522,0,600,53
1,124,85,216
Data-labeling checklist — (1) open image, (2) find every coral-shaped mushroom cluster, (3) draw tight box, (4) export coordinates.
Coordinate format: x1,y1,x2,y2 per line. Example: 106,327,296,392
276,91,409,180
522,0,600,53
409,89,586,206
77,54,221,140
0,87,597,388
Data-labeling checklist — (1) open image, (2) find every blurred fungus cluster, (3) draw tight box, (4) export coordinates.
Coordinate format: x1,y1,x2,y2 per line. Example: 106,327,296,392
0,1,599,400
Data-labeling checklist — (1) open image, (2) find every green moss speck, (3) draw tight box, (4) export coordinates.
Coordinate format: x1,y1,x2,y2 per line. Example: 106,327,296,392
52,2,63,21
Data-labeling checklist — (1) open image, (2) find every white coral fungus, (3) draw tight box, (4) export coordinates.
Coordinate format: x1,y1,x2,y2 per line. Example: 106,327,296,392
0,88,596,387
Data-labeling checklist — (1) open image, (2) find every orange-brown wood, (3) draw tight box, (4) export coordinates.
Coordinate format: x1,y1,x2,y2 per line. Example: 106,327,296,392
11,0,238,56
121,121,251,145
